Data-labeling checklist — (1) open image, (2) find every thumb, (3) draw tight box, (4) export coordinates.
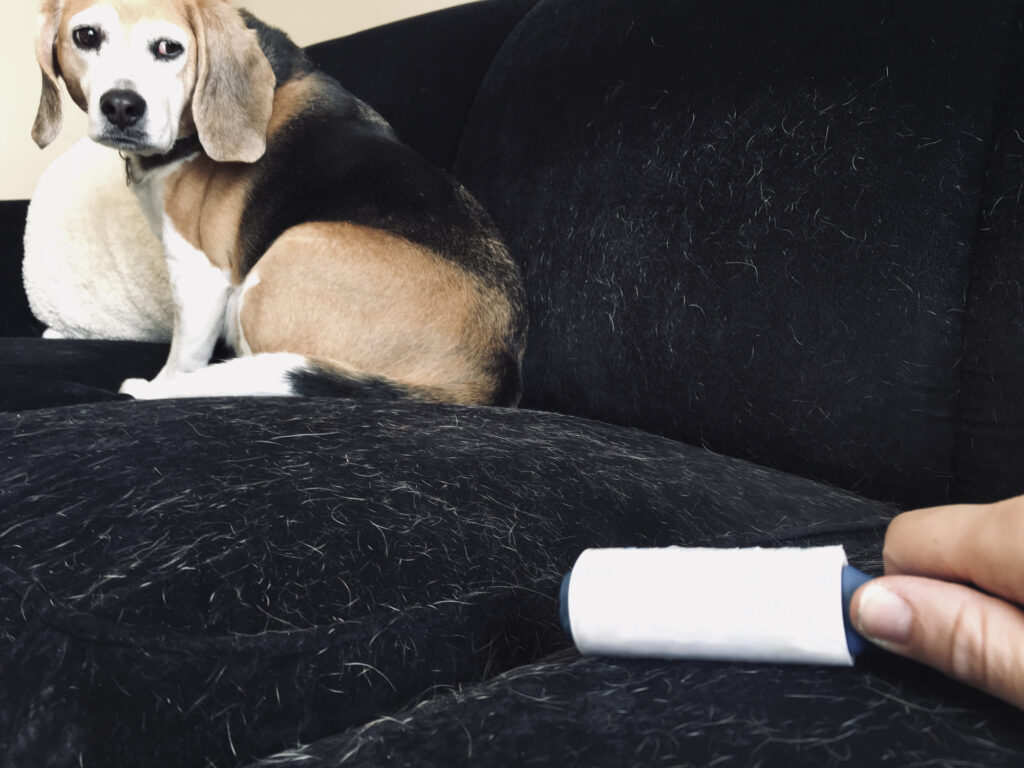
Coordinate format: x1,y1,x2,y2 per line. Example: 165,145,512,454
851,576,1024,709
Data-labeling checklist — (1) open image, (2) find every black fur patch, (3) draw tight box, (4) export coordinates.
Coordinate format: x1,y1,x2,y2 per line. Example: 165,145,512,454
237,77,509,285
133,134,202,177
488,345,525,407
240,10,315,85
286,363,411,400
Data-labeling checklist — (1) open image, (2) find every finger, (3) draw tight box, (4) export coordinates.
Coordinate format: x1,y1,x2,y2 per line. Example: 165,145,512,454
882,502,986,577
852,576,1024,710
883,496,1024,605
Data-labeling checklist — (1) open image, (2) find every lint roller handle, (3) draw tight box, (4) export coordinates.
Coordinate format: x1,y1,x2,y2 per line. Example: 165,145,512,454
841,564,873,657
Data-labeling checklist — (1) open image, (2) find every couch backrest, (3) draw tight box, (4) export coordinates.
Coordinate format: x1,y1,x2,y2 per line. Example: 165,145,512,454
454,0,1024,508
956,8,1024,506
306,0,537,171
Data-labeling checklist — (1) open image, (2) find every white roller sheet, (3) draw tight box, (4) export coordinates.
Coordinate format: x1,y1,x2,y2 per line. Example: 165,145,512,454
566,545,854,666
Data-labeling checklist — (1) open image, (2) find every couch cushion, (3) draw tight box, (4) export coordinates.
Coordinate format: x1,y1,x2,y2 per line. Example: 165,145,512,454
454,0,1020,507
0,397,891,766
247,648,1024,768
0,338,166,411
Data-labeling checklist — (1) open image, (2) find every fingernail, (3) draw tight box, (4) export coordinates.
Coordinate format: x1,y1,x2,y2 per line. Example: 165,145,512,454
855,583,913,647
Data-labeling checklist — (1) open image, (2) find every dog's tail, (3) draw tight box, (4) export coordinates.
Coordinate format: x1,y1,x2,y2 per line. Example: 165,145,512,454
286,357,435,400
121,353,432,402
120,352,522,405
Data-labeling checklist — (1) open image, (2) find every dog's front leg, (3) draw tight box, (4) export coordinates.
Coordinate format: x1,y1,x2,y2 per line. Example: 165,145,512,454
121,224,232,399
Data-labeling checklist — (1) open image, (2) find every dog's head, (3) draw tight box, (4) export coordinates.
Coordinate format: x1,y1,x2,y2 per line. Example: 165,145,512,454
32,0,275,163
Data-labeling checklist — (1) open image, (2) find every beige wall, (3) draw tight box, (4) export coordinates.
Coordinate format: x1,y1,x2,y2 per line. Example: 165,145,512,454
1,0,474,201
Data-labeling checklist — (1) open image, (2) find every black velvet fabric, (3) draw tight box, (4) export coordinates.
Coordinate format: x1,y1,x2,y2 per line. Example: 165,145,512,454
0,201,42,338
248,652,1024,767
305,0,538,171
0,399,897,767
955,3,1024,503
454,0,1019,508
0,338,165,411
5,0,1024,765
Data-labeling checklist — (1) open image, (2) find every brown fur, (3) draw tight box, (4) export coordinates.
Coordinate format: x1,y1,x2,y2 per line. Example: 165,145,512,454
265,73,320,139
162,157,253,274
161,73,321,271
239,223,509,404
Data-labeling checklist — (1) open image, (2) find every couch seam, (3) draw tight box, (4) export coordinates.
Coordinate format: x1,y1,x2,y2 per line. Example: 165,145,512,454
949,0,1024,502
451,0,544,177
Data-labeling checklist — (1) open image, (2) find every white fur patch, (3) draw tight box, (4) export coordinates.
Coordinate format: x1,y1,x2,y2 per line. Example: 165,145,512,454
158,213,233,378
225,268,261,356
120,353,310,399
67,4,193,155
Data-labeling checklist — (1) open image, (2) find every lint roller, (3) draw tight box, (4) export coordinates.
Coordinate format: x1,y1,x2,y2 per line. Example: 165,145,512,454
559,545,873,666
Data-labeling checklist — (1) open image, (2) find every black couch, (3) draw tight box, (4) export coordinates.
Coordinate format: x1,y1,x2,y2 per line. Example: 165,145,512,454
3,0,1024,764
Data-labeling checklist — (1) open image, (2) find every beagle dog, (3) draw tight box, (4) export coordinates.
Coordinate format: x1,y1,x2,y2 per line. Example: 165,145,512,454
32,0,526,406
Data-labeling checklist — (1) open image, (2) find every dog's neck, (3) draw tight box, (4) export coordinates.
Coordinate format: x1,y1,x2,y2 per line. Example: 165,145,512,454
122,134,203,186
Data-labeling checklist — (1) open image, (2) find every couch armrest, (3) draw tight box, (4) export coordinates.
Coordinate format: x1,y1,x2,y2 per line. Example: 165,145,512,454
0,200,42,337
305,0,537,171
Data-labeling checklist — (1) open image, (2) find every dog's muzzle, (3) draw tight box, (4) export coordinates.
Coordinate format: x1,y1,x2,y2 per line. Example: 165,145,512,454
100,89,147,130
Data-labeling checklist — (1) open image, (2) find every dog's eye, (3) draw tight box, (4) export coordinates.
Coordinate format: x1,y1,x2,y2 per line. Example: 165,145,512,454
152,39,184,60
72,26,102,51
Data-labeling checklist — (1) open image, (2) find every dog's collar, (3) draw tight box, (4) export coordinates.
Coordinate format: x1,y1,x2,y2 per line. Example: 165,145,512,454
120,134,203,186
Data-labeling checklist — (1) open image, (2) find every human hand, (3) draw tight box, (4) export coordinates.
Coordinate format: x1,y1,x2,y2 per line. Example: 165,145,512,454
849,496,1024,709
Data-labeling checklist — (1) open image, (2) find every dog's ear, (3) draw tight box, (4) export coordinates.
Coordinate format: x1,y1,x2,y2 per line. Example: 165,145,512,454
189,0,275,163
32,0,63,148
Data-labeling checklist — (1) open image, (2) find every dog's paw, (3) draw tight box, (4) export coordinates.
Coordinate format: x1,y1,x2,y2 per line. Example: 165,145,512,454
119,377,153,399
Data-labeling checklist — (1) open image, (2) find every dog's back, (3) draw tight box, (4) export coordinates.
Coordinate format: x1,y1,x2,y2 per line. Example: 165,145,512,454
229,14,526,406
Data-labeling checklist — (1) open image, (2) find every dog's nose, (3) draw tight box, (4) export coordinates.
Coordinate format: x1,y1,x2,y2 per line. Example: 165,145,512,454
100,89,147,129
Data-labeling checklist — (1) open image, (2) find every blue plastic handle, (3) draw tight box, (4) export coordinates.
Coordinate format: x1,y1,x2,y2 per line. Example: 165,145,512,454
559,570,574,641
841,565,873,657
